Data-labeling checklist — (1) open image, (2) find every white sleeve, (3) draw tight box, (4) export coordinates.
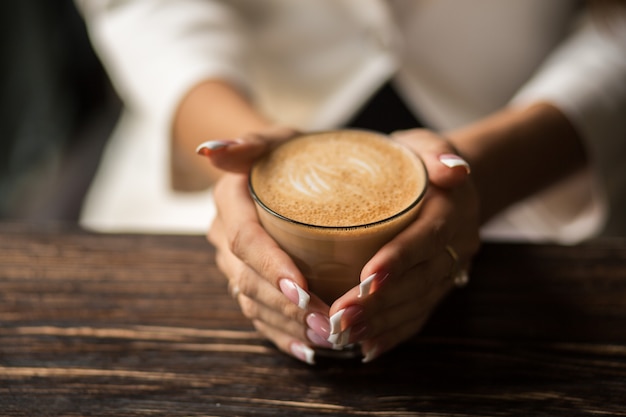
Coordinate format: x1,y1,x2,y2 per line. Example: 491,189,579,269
74,0,250,126
485,11,626,242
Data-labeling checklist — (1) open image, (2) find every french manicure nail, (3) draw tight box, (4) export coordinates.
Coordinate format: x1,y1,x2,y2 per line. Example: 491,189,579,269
331,328,351,350
327,331,341,345
359,272,390,298
195,140,238,157
329,309,345,335
439,154,471,174
362,344,379,363
329,305,364,337
290,342,315,365
359,273,377,298
307,329,333,348
306,313,330,339
279,279,310,310
327,327,350,347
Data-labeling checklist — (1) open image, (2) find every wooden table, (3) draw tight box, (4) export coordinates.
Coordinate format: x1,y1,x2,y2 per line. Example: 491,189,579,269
1,223,625,416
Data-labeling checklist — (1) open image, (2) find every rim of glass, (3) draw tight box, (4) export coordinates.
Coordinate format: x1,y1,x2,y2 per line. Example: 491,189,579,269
247,130,429,231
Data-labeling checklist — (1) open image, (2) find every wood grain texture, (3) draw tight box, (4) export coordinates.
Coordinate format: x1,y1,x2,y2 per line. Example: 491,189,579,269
1,223,625,416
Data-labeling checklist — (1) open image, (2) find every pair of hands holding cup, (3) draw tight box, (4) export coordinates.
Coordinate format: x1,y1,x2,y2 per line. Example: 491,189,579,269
201,126,480,364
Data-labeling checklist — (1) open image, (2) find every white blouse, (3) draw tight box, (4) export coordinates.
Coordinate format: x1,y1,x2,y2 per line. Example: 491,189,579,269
75,0,626,241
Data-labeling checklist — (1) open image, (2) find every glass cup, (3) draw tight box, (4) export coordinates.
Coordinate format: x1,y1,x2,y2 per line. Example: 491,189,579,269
248,130,428,306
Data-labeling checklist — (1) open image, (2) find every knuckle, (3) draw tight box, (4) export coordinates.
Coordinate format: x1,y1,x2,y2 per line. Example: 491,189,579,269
236,271,259,301
256,250,280,279
279,300,305,322
228,221,268,261
237,295,259,320
228,224,253,258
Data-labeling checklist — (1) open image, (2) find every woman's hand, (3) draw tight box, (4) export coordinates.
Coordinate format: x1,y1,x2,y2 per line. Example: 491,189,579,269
202,127,480,364
202,126,333,364
315,129,481,362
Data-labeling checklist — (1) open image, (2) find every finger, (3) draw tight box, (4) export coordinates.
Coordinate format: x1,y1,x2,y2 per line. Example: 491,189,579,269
207,216,241,291
360,187,456,288
239,291,333,350
392,129,470,189
350,259,454,362
328,247,457,347
231,251,330,325
207,213,226,254
359,253,455,339
212,207,329,312
213,211,332,352
196,126,300,173
208,215,247,293
359,261,454,363
326,189,455,319
359,312,430,363
253,320,316,365
213,173,310,296
237,292,307,339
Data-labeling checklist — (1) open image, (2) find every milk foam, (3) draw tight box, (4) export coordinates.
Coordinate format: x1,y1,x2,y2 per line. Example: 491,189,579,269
251,130,425,227
288,156,379,198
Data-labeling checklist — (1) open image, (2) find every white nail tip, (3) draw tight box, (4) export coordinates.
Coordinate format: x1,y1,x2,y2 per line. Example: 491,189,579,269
439,155,471,173
329,309,345,335
291,343,315,365
195,140,232,153
339,328,351,347
295,283,310,310
359,273,377,298
330,328,351,350
362,345,378,363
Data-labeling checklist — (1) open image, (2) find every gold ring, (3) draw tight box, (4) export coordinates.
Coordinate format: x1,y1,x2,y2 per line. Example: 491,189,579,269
445,245,469,287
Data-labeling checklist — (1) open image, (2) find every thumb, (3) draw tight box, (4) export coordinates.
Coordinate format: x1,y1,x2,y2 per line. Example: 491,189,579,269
392,129,470,189
425,152,471,189
196,126,300,174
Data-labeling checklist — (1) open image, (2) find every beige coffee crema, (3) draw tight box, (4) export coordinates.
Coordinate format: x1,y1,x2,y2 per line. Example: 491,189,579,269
250,130,426,227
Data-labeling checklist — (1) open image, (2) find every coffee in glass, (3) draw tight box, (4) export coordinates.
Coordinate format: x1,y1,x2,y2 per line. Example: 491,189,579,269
249,129,428,305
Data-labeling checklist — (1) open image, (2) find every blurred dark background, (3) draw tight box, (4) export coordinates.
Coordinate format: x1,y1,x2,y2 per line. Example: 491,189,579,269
0,0,119,223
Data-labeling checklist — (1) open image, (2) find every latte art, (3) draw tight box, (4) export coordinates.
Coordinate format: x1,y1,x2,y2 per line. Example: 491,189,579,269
288,156,380,198
251,130,426,227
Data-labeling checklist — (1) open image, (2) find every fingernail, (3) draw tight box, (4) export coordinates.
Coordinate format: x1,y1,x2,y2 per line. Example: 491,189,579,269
327,306,364,347
358,272,389,297
279,279,310,310
330,328,351,350
329,309,345,335
358,273,377,297
306,329,333,348
306,313,330,339
290,342,315,365
329,306,364,335
439,154,471,174
195,140,238,157
362,344,379,363
327,328,348,345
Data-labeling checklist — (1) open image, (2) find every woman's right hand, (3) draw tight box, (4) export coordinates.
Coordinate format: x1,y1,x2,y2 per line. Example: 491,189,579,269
200,126,333,364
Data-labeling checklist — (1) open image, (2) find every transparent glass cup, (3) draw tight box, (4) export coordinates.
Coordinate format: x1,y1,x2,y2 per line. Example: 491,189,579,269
248,130,428,306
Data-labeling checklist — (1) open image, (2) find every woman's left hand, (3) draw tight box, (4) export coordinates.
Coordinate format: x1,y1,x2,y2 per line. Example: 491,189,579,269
320,129,481,362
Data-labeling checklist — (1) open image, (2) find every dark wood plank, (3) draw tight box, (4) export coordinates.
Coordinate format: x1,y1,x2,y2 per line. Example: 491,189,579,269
1,223,625,416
